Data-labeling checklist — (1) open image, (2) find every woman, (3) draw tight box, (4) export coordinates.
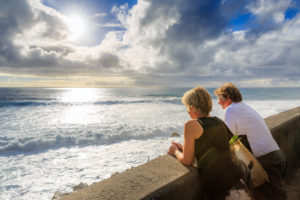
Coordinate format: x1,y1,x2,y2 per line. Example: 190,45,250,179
168,86,240,200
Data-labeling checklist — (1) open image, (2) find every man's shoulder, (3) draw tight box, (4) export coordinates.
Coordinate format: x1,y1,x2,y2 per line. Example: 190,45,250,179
225,103,247,119
226,102,242,113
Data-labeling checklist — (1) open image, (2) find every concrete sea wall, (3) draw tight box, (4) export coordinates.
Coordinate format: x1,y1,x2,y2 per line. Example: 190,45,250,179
59,106,300,200
264,106,300,174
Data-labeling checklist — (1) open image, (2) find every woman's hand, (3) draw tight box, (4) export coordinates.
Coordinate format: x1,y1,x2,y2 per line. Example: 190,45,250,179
168,144,179,156
172,142,183,151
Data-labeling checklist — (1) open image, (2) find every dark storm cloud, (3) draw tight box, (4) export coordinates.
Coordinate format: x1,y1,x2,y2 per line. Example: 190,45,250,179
166,0,227,44
0,0,66,71
0,0,34,63
139,0,229,44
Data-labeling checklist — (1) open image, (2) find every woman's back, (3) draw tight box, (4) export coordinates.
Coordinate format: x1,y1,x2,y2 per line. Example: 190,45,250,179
195,117,240,198
195,117,231,159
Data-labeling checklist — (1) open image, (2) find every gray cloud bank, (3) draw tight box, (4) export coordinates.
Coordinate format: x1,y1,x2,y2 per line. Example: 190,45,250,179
0,0,299,87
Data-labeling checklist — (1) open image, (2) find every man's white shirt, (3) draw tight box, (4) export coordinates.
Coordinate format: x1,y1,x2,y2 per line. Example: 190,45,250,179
224,102,279,157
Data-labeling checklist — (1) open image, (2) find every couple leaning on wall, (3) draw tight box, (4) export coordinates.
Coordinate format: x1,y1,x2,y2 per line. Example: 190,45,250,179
168,83,287,200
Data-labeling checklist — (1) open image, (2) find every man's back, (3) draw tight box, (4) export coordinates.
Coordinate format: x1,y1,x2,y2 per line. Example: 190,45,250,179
224,102,279,157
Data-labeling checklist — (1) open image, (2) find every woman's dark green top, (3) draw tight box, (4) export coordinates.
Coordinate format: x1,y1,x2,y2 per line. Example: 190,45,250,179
194,117,238,196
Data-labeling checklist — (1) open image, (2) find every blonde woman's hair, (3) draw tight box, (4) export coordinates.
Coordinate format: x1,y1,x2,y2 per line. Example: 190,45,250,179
214,82,242,103
182,86,212,116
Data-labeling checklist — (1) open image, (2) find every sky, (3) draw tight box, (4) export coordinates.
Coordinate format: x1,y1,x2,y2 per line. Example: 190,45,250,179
0,0,299,88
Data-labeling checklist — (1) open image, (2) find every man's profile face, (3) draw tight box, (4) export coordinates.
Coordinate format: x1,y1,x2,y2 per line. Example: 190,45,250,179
217,95,231,109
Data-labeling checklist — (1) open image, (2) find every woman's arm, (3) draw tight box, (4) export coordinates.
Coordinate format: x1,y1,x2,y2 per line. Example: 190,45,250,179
168,120,203,166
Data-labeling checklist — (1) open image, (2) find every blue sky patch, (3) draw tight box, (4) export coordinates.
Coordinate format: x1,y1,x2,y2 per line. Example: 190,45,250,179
228,13,253,31
285,8,299,20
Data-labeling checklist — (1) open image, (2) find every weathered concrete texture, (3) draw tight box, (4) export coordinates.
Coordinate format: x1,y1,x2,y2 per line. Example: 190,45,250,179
60,155,202,200
60,106,300,200
265,106,300,175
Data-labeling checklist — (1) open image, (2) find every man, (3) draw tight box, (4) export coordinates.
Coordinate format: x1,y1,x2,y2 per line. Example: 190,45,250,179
214,82,287,200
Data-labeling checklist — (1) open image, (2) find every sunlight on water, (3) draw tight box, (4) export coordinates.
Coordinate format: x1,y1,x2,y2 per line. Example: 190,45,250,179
60,88,100,103
58,88,104,124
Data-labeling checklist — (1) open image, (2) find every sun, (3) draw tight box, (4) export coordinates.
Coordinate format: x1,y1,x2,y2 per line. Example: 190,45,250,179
65,15,87,40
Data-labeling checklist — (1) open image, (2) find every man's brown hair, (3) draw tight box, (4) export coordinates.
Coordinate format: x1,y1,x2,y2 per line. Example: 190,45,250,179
214,82,243,102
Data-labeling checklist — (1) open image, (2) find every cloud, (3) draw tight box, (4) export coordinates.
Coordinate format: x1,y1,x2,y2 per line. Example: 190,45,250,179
0,0,34,64
0,0,299,87
94,22,123,28
245,0,292,35
93,13,107,18
0,0,120,77
0,0,69,73
115,0,300,86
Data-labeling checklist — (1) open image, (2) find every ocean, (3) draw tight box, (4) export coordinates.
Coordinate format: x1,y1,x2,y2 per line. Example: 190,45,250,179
1,87,300,200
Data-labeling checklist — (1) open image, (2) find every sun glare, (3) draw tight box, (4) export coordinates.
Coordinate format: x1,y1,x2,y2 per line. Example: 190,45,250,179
61,88,99,102
66,15,87,40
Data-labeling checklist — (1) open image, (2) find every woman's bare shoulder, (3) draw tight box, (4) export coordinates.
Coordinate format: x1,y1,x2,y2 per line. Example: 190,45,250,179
184,119,203,138
185,119,201,126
